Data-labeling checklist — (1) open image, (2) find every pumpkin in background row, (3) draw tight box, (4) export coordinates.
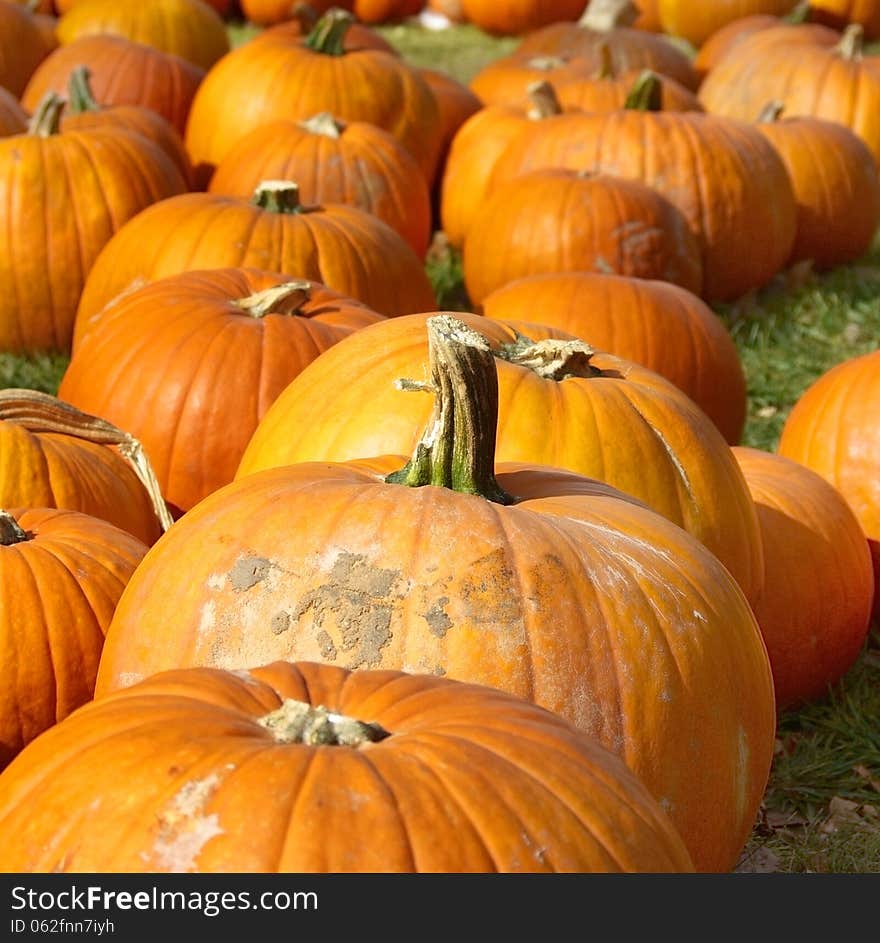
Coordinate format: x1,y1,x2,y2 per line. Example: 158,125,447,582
460,0,586,35
97,316,775,872
0,507,148,771
75,182,436,322
657,0,798,47
0,0,54,97
469,53,597,106
462,168,704,303
481,272,747,445
0,88,26,137
22,35,206,137
240,0,354,26
60,268,385,514
354,0,426,22
417,66,482,191
0,662,696,873
55,0,233,13
810,0,880,38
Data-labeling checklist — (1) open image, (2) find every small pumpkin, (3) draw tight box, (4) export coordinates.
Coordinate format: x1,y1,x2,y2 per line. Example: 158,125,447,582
810,0,880,38
240,0,355,26
354,0,426,21
470,53,598,106
657,0,799,47
0,0,53,96
460,0,586,35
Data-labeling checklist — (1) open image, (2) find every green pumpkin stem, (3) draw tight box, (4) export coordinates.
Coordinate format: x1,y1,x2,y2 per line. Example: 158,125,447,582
526,80,563,120
252,180,307,214
579,0,639,31
235,281,312,317
259,700,390,746
0,511,28,546
305,8,354,56
837,24,864,61
757,100,785,123
786,0,810,24
28,92,64,138
625,71,663,111
291,2,319,31
386,316,514,505
67,66,100,114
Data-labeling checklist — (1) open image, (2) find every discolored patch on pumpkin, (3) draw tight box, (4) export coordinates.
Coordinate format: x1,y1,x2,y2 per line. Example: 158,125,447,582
146,772,225,873
422,596,453,638
270,611,291,635
229,555,272,592
317,630,338,662
459,548,523,624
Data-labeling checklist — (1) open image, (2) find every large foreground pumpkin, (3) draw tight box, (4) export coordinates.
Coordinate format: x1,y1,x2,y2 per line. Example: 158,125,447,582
0,662,694,873
97,316,776,872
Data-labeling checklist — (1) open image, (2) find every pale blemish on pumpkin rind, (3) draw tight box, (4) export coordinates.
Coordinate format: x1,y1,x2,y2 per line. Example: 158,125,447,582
146,773,225,873
229,555,272,592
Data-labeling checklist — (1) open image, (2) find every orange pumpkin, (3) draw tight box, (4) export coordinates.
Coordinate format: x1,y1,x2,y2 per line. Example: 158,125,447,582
0,662,696,873
354,0,425,21
60,268,385,513
462,168,704,303
810,0,880,38
0,507,148,770
56,0,229,71
482,272,747,444
252,7,396,53
657,0,799,47
208,115,432,259
733,447,874,710
0,0,53,96
57,0,232,11
22,35,206,136
470,53,598,106
76,182,437,323
460,0,586,35
240,0,355,26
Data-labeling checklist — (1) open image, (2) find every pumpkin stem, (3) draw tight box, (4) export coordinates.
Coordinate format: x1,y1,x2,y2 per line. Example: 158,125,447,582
786,0,810,24
757,100,785,123
299,112,345,139
67,66,101,114
251,180,308,214
624,71,663,111
386,316,514,505
837,24,864,61
28,91,64,138
597,42,615,79
259,699,390,746
498,334,603,381
305,8,354,56
234,281,312,318
0,390,174,533
526,81,563,120
579,0,639,31
526,55,567,71
0,510,28,546
291,1,319,31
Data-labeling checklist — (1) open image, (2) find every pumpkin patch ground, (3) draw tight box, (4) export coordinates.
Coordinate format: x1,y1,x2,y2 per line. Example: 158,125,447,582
1,4,879,877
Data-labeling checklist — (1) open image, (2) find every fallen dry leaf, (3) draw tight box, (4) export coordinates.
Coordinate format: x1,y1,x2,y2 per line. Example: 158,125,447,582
821,796,866,834
853,765,880,793
735,846,781,874
765,809,809,829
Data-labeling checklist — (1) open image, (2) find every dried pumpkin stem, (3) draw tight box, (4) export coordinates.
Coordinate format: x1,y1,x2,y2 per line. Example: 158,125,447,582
757,101,785,124
0,510,28,546
526,80,563,120
28,92,64,138
579,0,639,31
497,334,602,381
252,180,307,214
234,281,312,318
0,390,173,533
259,700,390,746
67,66,100,114
305,8,354,56
597,42,615,80
386,316,513,505
837,24,864,62
625,71,663,111
299,112,344,139
291,2,319,31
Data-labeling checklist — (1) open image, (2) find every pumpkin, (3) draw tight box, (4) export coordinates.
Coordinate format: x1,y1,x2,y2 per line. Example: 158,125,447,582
698,25,880,166
440,81,564,249
517,0,699,90
777,350,880,620
22,35,206,136
810,0,880,38
252,6,396,53
460,0,586,35
354,0,425,22
657,0,799,47
0,389,172,544
462,168,704,304
60,268,385,513
481,272,747,444
76,181,437,323
241,0,355,26
0,0,53,96
470,53,598,106
733,447,874,710
56,0,229,72
0,507,148,770
487,72,798,302
0,93,187,354
634,0,661,30
184,9,441,189
755,102,880,270
208,115,432,259
61,65,193,186
0,87,26,137
237,312,764,603
0,661,696,873
428,0,465,19
56,0,232,12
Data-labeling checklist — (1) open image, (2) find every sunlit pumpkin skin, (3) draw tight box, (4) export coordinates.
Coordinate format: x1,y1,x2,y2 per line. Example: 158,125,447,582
439,82,565,249
469,53,598,106
60,268,385,513
755,107,880,270
0,88,26,137
56,0,233,12
22,35,206,136
241,0,355,26
0,507,148,770
354,0,425,21
184,10,441,188
733,447,874,711
97,316,774,873
417,66,482,192
252,11,396,54
0,96,188,354
482,272,747,444
698,25,880,166
460,0,586,35
0,0,53,96
553,65,703,113
463,168,704,304
777,350,880,620
634,0,661,30
237,312,764,603
517,0,699,90
810,0,880,38
76,183,436,322
0,662,696,873
56,0,230,72
208,115,432,259
487,95,797,302
657,0,798,47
